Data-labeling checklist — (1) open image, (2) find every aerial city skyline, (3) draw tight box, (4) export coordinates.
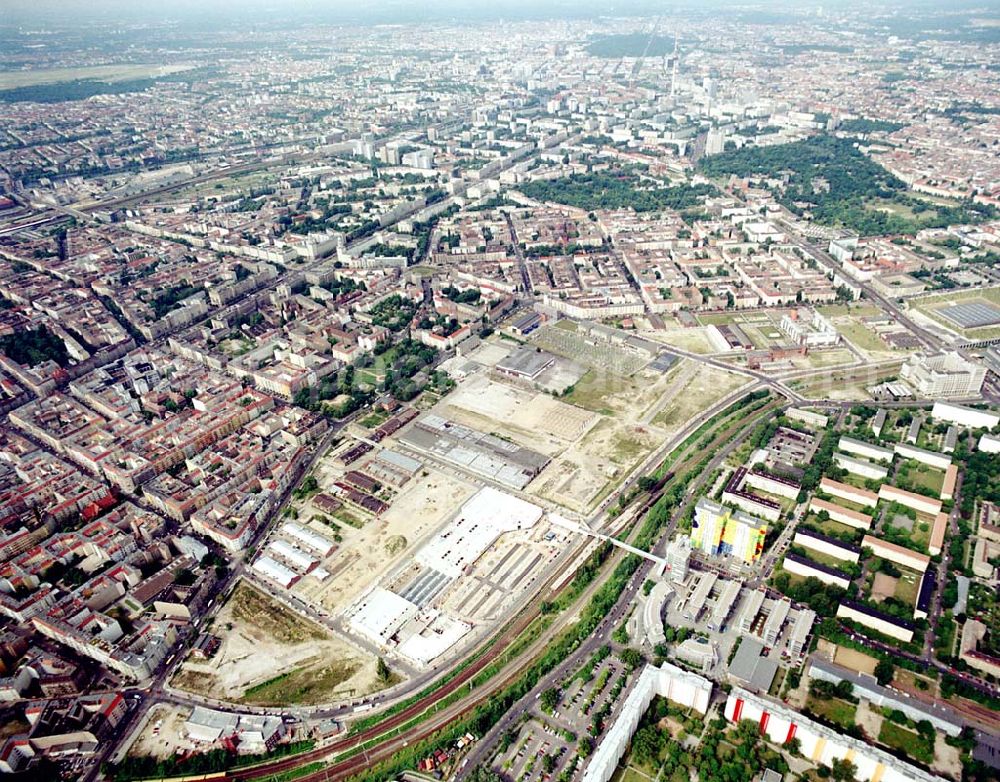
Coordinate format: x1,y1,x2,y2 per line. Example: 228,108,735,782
0,3,997,782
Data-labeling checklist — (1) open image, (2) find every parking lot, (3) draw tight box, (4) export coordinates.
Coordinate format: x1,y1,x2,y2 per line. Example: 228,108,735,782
493,654,634,781
496,722,576,782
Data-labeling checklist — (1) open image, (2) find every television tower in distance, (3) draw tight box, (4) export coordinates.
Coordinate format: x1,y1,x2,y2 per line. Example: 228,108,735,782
670,34,679,97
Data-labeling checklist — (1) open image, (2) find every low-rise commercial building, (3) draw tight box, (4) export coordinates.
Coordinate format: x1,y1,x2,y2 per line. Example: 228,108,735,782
728,637,778,693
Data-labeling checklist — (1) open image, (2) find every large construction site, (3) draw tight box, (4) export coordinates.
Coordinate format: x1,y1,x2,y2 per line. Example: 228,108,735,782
186,327,752,696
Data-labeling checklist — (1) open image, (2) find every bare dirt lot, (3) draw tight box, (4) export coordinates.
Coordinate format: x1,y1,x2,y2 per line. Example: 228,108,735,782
429,367,703,513
871,573,899,603
652,363,751,433
637,322,717,354
439,373,599,456
532,361,749,513
531,417,661,513
832,644,879,676
388,354,747,518
128,704,194,761
790,360,903,401
294,465,476,617
173,582,387,705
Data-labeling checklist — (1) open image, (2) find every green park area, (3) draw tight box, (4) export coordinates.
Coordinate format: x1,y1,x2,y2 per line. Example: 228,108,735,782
699,135,996,235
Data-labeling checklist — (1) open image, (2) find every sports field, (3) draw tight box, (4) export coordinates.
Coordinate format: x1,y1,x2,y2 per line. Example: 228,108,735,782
908,287,1000,341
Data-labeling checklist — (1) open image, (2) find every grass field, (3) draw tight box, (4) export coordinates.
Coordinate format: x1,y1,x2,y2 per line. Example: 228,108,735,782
806,694,856,729
799,546,851,571
821,494,871,514
652,365,748,430
610,429,648,462
879,721,934,764
563,368,633,415
696,312,740,327
0,64,194,89
613,767,654,782
640,323,716,354
866,198,922,220
239,660,362,706
360,410,389,428
738,323,779,349
781,569,810,588
817,303,882,318
837,320,892,353
897,460,946,495
333,507,365,528
840,472,876,492
808,513,867,542
801,349,856,368
894,567,922,607
229,583,327,644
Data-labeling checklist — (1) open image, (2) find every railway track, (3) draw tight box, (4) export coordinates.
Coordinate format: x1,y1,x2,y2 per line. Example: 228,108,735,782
217,548,589,781
214,396,786,782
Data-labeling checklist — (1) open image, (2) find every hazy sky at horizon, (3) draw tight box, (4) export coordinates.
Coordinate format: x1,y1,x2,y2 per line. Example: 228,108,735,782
4,0,978,24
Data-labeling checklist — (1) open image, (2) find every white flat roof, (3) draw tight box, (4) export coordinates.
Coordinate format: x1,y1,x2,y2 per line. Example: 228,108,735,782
347,587,418,644
268,539,317,572
396,612,471,666
415,487,543,579
282,522,335,555
251,557,297,588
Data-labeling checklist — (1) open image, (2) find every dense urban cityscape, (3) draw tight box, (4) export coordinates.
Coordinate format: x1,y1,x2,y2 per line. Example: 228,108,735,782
0,2,998,782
